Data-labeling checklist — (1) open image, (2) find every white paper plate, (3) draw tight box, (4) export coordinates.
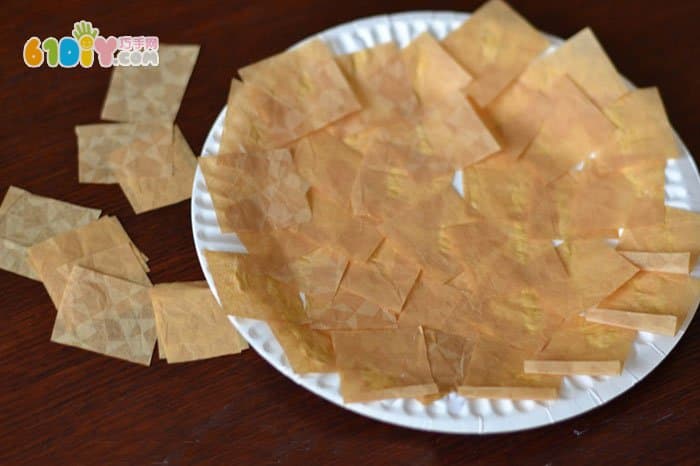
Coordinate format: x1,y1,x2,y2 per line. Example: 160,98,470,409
191,11,700,433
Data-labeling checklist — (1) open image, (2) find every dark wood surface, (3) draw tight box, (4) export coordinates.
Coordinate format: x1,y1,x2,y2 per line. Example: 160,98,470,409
1,1,699,464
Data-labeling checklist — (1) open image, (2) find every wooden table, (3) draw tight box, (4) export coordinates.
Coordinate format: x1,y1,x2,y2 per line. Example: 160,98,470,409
2,0,699,464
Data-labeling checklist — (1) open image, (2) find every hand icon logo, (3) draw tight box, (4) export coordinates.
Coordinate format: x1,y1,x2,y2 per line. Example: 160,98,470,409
72,21,99,50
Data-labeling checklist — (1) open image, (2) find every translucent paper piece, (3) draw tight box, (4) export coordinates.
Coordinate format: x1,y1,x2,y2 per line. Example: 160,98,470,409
52,242,151,293
341,242,421,312
101,44,200,123
445,220,510,276
270,246,348,296
476,289,566,352
587,308,679,336
462,153,556,237
330,42,418,138
520,76,615,183
485,80,550,158
293,131,363,206
420,94,501,168
0,239,34,279
380,224,463,283
75,123,139,184
239,40,360,134
424,328,476,393
351,142,453,221
108,123,174,178
459,337,562,400
555,239,639,315
27,216,148,307
618,207,700,253
485,26,626,159
306,290,397,330
398,277,476,337
551,159,665,238
442,0,549,106
524,316,636,375
599,87,680,167
0,187,101,279
344,109,500,170
77,123,182,185
267,321,335,373
204,250,307,323
384,33,502,167
115,125,197,213
297,190,383,261
51,266,156,366
402,32,473,103
379,191,479,283
519,28,628,109
618,251,690,274
589,272,700,335
236,228,317,269
332,327,438,402
342,116,432,156
387,187,477,229
200,149,311,233
219,79,311,154
448,231,570,316
150,281,248,363
0,185,25,214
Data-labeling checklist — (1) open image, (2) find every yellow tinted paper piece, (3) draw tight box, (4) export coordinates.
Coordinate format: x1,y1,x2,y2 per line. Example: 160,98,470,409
351,142,453,221
270,245,348,296
589,272,700,335
520,76,615,183
524,316,636,375
462,153,556,238
296,189,383,261
459,336,562,400
150,281,248,363
519,28,627,109
204,250,307,324
424,328,476,393
330,42,417,138
293,130,363,206
200,149,311,233
443,0,549,106
551,159,665,238
598,87,680,167
306,290,397,330
399,276,476,337
618,251,690,274
402,32,473,103
239,40,360,134
555,239,640,315
341,242,420,311
420,94,501,168
332,327,438,402
618,207,700,253
219,79,311,154
268,321,335,374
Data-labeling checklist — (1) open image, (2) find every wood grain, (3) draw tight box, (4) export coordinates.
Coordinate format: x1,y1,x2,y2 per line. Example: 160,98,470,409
1,1,699,464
